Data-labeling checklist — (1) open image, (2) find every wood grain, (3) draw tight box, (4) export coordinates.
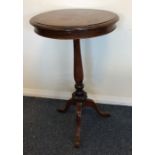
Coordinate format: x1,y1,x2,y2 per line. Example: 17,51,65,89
30,9,119,39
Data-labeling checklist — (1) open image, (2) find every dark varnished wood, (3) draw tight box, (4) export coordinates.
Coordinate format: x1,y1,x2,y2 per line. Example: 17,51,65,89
75,102,82,148
57,98,74,113
72,39,87,101
30,9,119,39
30,9,119,148
84,99,110,117
73,39,83,83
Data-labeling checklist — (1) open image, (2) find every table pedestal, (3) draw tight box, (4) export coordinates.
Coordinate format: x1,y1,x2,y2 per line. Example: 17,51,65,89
57,39,110,148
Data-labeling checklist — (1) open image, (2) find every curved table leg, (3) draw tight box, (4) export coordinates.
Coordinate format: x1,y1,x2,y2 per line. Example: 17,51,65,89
74,102,82,148
85,99,111,117
57,99,73,113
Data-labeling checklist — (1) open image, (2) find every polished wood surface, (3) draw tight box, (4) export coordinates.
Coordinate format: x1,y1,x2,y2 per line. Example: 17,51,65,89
30,9,119,39
30,9,119,148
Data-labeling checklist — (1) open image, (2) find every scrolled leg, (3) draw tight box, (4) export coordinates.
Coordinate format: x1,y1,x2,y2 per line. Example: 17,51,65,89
74,102,82,148
57,99,73,113
85,99,111,117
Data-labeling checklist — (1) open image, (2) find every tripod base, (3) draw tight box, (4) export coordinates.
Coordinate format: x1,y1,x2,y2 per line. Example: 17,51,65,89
57,98,110,148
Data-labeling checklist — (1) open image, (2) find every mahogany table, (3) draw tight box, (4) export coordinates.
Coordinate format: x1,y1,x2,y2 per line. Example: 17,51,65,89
30,9,119,148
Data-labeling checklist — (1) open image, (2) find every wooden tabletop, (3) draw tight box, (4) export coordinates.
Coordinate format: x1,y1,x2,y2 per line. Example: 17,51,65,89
30,9,119,39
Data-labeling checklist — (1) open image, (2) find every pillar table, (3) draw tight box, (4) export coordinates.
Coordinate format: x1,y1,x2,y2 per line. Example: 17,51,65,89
30,9,119,148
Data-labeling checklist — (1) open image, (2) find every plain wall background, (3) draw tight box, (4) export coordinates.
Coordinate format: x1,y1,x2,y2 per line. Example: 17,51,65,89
23,0,132,105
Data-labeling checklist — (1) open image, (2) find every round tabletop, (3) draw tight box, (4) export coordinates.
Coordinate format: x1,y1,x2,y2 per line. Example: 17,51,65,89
30,9,119,39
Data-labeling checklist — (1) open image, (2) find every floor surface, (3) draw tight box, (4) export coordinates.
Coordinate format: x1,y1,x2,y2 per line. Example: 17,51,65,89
23,96,132,155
